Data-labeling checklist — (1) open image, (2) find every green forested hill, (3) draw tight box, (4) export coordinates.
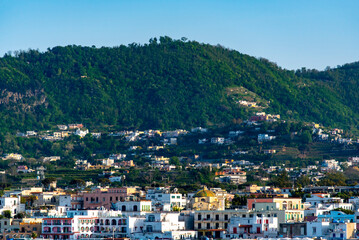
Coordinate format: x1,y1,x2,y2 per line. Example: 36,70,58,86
0,36,358,132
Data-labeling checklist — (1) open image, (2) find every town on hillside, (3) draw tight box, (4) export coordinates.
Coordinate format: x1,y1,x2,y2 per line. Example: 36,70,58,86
1,113,359,240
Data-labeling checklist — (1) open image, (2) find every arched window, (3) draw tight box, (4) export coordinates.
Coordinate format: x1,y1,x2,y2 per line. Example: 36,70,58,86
133,205,138,211
283,201,287,210
112,219,117,225
105,219,110,225
122,205,126,211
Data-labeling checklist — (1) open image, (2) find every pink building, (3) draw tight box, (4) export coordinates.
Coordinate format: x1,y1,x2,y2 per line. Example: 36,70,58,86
42,217,73,239
83,187,132,210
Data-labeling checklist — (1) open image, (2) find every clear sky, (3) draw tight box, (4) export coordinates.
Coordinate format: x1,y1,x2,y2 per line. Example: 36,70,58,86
1,0,358,70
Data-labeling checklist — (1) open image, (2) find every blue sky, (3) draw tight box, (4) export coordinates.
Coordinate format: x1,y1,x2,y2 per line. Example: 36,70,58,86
1,0,358,70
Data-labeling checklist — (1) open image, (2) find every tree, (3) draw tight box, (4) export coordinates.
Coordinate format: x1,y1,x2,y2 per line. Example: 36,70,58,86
301,130,312,144
69,179,86,188
318,172,347,186
231,194,247,207
31,232,38,239
98,178,111,186
41,177,57,188
14,212,25,219
295,175,310,188
2,210,11,218
272,170,292,188
170,156,180,166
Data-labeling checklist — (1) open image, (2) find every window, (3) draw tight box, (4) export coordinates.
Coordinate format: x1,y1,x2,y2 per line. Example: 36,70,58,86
148,215,155,222
172,196,175,198
86,197,88,201
207,214,210,220
177,196,180,198
146,225,153,232
224,214,228,220
198,223,202,229
300,227,305,235
207,223,210,229
224,223,228,229
313,227,316,234
283,227,287,233
198,214,202,220
215,215,219,220
110,197,113,201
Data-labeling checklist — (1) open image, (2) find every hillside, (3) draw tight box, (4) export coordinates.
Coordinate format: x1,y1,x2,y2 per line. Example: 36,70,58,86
0,36,359,132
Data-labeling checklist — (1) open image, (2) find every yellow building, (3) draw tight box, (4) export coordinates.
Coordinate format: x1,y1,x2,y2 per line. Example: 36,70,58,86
191,188,225,211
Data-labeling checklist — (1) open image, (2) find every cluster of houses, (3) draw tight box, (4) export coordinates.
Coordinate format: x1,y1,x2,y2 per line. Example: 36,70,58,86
2,184,359,240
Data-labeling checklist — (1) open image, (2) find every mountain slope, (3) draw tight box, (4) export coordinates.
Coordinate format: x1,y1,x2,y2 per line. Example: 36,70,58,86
0,37,358,132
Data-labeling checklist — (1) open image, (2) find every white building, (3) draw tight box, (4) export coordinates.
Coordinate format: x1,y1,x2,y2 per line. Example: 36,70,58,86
258,134,276,143
306,221,330,238
227,215,278,238
114,200,152,215
59,195,72,208
322,159,341,172
0,196,24,216
211,137,225,144
306,194,343,206
132,212,196,240
74,129,89,138
146,188,187,210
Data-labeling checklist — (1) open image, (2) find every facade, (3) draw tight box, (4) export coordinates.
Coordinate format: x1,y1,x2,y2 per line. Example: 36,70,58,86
306,221,330,238
132,212,196,240
194,209,280,239
0,196,24,216
227,215,278,238
146,188,186,210
83,187,136,209
191,189,225,211
279,222,307,238
247,198,304,222
328,222,356,240
114,200,152,214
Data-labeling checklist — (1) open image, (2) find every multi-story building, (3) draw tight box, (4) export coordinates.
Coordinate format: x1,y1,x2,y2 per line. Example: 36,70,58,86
247,198,304,222
226,214,278,238
132,212,196,240
83,187,137,209
0,196,24,216
194,209,281,239
1,218,42,240
114,200,152,215
146,187,186,210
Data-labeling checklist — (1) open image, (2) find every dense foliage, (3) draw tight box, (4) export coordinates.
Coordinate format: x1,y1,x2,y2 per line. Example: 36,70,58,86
0,37,359,133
